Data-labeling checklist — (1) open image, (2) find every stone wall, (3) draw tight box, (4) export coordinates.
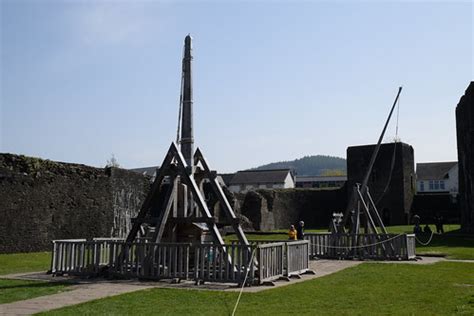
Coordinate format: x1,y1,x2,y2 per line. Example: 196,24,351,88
411,194,459,224
238,186,347,231
346,142,415,225
456,81,474,233
0,154,149,253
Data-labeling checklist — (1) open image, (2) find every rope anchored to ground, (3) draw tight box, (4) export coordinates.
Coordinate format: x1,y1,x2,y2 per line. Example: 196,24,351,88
232,248,257,316
414,230,435,246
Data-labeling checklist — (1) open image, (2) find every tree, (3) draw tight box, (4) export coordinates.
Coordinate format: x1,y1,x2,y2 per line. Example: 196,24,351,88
321,169,347,176
106,154,120,168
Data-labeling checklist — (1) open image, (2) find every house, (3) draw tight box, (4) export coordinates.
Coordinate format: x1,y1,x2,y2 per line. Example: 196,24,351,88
228,169,295,193
131,166,159,180
416,162,458,196
295,175,347,188
218,173,236,187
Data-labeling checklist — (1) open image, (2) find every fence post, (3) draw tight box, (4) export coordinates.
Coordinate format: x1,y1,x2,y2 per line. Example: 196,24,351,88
50,241,57,274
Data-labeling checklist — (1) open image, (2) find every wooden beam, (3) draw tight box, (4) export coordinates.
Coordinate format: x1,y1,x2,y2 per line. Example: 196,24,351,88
356,186,379,234
169,143,226,246
131,217,160,225
366,188,389,234
152,177,177,243
168,217,216,224
125,143,178,243
194,148,249,246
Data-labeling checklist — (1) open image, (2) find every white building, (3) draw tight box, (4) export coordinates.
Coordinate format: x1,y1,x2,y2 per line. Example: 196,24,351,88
228,169,295,193
416,162,458,196
295,175,347,188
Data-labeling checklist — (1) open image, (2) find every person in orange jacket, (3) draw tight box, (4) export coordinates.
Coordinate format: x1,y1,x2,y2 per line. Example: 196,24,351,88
288,225,297,240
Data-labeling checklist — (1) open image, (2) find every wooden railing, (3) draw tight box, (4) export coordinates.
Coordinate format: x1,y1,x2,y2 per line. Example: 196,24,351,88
51,239,101,275
286,240,309,276
304,233,416,260
257,242,285,284
406,234,416,259
193,243,255,284
254,240,310,283
107,242,191,279
51,239,310,284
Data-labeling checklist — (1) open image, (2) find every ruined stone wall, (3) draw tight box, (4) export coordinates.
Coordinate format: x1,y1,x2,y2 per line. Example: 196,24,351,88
346,142,415,225
456,81,474,233
0,154,149,253
237,187,347,231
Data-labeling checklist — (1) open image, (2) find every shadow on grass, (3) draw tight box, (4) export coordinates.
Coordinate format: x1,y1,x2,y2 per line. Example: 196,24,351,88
0,281,72,290
417,230,474,247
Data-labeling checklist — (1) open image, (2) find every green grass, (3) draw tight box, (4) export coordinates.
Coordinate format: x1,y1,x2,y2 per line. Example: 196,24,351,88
414,231,474,260
40,261,474,315
227,225,474,260
384,225,474,259
0,252,51,276
385,224,461,234
0,279,70,304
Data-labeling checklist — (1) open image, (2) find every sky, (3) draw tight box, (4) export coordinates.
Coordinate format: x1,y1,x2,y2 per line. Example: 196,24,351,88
1,0,473,173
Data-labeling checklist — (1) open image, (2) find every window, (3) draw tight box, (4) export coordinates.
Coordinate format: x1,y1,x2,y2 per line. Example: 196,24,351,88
429,180,443,190
419,181,424,192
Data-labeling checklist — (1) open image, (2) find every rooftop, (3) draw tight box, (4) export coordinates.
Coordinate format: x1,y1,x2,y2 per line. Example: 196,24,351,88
416,162,457,180
229,169,293,185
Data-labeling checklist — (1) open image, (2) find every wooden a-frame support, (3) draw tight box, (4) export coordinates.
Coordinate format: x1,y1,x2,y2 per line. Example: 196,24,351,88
125,142,249,247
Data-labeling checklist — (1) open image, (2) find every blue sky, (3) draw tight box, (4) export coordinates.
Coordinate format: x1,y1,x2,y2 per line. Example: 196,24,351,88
1,0,472,172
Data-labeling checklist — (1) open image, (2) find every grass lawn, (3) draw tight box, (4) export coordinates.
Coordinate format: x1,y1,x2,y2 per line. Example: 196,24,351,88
0,252,71,304
0,252,51,276
227,225,474,260
0,279,70,304
40,261,474,315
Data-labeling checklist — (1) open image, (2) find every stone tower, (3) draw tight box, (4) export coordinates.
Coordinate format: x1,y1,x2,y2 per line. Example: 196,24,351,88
346,142,415,225
456,81,474,233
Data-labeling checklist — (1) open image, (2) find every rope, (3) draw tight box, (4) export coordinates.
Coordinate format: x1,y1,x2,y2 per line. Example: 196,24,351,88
374,142,397,205
232,249,256,316
311,233,405,249
176,46,185,144
415,230,435,246
395,89,401,139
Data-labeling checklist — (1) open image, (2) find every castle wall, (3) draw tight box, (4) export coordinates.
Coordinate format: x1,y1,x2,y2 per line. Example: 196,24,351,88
0,154,149,253
456,81,474,233
346,142,415,225
238,186,347,231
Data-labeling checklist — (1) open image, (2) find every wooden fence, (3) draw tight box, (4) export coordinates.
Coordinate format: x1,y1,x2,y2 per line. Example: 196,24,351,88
286,240,309,275
257,242,285,283
51,239,310,285
304,233,416,260
51,239,105,275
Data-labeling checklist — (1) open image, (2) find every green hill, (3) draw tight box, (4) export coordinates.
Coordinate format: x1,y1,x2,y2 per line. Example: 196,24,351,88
252,155,346,176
